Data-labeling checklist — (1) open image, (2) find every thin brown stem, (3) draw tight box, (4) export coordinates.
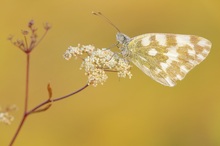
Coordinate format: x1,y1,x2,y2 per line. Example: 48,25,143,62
9,82,89,146
28,83,89,114
9,53,30,146
53,83,89,102
24,53,30,112
9,40,25,53
9,114,27,146
24,35,28,51
32,30,48,49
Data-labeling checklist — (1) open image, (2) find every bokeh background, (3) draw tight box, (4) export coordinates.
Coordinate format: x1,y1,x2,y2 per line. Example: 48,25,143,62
0,0,220,145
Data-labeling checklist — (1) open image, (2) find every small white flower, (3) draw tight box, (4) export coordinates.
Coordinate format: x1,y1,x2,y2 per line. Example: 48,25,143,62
64,44,132,86
82,45,95,54
0,112,14,125
0,105,17,125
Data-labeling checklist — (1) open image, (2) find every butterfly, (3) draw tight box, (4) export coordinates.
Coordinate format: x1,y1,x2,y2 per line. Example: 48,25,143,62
93,12,212,87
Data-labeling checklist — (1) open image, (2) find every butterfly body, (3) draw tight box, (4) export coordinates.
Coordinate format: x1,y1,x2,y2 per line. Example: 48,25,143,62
116,33,212,87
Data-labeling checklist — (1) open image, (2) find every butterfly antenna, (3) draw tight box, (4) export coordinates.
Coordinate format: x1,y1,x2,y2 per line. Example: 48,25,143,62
92,11,121,32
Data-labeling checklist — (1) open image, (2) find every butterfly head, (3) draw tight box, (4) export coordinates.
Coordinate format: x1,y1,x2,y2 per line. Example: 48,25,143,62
116,32,131,45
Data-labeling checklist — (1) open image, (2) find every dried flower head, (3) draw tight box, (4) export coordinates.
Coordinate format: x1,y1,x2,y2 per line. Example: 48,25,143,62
21,30,29,35
9,20,50,53
28,19,34,28
64,44,132,86
44,22,52,30
0,105,17,125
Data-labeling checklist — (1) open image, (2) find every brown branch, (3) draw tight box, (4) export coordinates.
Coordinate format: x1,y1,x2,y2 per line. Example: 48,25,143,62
28,83,89,114
9,53,30,146
31,29,48,50
9,82,89,146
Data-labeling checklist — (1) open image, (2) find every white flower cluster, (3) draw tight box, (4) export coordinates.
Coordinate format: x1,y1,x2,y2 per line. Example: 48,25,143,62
64,44,132,86
0,112,14,125
0,107,14,125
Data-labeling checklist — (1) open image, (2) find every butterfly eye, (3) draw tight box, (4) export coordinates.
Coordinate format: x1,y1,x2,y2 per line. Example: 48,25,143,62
116,33,124,44
116,32,131,44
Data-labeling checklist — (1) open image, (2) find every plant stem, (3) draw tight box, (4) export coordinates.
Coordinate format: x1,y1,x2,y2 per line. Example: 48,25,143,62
24,53,30,113
9,53,30,146
9,76,89,145
32,30,48,49
53,83,89,102
28,83,89,114
9,114,27,146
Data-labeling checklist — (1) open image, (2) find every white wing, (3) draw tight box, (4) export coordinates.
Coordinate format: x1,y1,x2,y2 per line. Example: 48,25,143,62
127,33,212,87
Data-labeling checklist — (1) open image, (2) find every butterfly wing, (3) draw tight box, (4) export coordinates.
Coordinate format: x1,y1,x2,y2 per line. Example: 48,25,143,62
127,33,212,87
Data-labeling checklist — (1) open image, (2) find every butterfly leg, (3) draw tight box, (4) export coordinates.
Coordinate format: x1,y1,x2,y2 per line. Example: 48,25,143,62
107,42,119,49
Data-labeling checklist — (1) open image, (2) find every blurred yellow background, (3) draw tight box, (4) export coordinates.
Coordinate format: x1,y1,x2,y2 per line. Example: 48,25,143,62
0,0,220,145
